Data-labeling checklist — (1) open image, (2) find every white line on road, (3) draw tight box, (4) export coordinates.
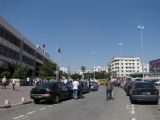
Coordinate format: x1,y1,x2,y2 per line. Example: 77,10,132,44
131,109,135,114
13,115,24,120
27,111,36,115
40,107,47,110
131,118,136,120
48,105,53,108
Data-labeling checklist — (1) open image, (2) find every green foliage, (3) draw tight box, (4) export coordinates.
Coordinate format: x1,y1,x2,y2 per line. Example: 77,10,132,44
12,62,28,78
0,71,11,78
84,71,110,79
130,73,143,78
70,73,82,80
38,63,56,77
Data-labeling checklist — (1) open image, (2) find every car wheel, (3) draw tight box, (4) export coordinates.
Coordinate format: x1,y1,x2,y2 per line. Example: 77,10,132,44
130,99,135,104
34,99,40,104
154,101,159,105
54,95,60,104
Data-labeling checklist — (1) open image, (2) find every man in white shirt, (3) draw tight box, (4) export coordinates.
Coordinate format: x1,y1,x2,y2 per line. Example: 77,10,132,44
2,76,7,89
72,79,79,100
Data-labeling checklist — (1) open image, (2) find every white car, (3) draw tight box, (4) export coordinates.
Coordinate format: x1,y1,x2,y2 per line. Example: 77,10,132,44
155,80,160,86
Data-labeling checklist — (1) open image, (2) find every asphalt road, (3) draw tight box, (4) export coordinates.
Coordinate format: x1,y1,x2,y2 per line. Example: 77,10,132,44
0,86,159,120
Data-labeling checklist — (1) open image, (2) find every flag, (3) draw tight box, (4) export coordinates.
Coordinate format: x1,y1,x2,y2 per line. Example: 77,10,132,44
57,48,61,53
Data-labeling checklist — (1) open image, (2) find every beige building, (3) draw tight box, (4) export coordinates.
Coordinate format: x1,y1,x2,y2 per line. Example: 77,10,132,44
108,57,142,78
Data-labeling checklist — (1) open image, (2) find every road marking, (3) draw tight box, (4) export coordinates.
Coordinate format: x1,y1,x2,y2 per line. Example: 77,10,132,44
13,115,24,120
27,111,36,115
40,107,46,110
131,118,136,120
131,109,135,114
48,105,53,108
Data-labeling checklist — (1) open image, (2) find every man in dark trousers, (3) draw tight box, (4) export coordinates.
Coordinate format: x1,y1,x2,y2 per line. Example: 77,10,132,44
105,78,113,100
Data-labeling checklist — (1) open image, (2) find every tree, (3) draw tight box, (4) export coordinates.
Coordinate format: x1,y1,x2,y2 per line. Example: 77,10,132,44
38,63,57,77
70,73,82,80
12,62,28,78
130,73,143,78
0,71,11,78
81,66,86,73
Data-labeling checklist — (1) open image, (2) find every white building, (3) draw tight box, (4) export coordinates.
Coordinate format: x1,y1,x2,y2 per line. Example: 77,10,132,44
94,66,108,72
108,57,142,77
60,67,68,73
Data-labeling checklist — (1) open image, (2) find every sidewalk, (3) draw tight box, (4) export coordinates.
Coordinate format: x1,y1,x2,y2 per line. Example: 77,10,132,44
0,85,34,108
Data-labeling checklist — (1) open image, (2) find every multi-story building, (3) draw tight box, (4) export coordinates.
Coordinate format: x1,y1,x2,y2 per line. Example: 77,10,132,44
108,57,142,78
149,58,160,77
0,17,53,76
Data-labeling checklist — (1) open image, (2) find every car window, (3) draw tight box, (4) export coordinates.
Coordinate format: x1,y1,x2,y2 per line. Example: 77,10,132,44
135,83,155,89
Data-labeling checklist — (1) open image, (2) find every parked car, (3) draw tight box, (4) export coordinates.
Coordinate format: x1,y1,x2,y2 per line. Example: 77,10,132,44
129,81,159,104
124,80,135,96
30,81,72,104
154,80,160,86
90,81,99,91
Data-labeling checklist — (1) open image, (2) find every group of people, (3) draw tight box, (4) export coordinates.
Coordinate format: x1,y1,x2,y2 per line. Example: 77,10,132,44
1,76,16,90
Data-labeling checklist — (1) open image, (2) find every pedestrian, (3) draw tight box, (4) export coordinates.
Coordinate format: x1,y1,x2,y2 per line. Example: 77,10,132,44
11,79,16,90
2,76,7,89
105,78,113,100
78,80,84,99
26,77,30,86
72,79,79,100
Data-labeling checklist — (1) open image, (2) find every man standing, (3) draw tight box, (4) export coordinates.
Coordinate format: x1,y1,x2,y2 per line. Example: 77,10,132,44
105,78,113,100
2,76,7,89
72,79,79,100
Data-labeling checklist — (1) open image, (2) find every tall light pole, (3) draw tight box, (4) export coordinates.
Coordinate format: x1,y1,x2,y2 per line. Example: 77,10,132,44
118,42,123,57
92,52,96,80
138,25,144,79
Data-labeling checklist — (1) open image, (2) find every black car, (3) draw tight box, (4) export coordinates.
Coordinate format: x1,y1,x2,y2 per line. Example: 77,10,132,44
90,81,99,91
30,81,72,104
129,81,159,104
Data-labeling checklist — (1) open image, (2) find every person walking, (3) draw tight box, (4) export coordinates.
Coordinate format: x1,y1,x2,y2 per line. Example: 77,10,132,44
72,79,79,100
105,78,113,100
11,79,16,90
2,76,7,89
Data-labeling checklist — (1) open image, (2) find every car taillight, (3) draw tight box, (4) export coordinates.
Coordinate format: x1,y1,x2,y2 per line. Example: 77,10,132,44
45,88,53,94
153,89,159,95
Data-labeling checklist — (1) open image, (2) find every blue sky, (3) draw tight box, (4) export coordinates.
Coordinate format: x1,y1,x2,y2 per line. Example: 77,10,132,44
0,0,160,71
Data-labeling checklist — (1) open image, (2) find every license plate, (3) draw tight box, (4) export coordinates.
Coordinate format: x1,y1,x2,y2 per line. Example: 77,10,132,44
143,92,151,95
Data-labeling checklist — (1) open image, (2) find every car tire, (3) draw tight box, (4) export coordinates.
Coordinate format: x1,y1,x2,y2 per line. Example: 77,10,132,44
54,95,60,104
154,101,159,105
130,99,135,104
34,99,40,104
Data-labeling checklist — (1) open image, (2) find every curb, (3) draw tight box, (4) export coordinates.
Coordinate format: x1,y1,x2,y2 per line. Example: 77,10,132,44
0,100,33,109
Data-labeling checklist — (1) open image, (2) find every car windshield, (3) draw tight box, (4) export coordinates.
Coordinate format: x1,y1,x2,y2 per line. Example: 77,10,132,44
135,82,155,89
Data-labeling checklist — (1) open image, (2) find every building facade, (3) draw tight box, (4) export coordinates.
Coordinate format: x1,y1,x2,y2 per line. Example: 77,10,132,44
108,57,142,78
0,17,53,76
149,58,160,77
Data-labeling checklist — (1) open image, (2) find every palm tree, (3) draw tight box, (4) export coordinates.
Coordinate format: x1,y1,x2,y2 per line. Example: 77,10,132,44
80,66,86,75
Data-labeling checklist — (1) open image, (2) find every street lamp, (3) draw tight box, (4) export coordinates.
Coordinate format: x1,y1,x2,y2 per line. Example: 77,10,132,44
92,52,96,80
118,42,123,57
138,25,144,79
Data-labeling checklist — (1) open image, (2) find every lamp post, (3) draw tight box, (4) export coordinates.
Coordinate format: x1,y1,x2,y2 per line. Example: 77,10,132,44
56,48,61,81
118,42,123,57
92,52,96,80
138,25,144,79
